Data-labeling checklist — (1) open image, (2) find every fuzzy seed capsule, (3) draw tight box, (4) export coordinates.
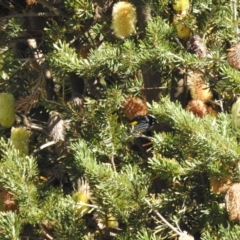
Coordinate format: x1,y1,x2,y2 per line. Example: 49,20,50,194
232,98,240,129
173,0,190,14
0,93,15,128
112,1,136,38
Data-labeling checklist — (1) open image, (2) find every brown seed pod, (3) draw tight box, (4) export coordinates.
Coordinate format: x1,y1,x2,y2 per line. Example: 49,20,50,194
227,43,240,70
225,183,240,222
185,100,208,118
122,97,148,120
188,72,213,102
185,100,217,118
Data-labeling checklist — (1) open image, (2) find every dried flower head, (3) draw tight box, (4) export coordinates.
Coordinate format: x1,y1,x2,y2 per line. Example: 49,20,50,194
188,72,213,102
187,34,207,58
225,183,240,222
227,43,240,70
122,97,148,120
11,127,29,156
232,98,240,129
0,93,15,128
173,0,190,15
112,1,136,38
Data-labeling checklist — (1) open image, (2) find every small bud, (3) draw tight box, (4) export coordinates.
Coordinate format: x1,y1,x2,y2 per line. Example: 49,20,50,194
11,127,29,156
232,98,240,129
112,1,136,38
0,93,15,128
72,178,91,216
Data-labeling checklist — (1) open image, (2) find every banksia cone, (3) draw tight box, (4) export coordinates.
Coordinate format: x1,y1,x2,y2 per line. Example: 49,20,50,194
112,1,136,38
47,112,65,142
11,127,29,156
188,72,213,102
173,14,191,39
232,98,240,129
227,43,240,70
173,0,190,15
225,183,240,222
122,97,148,120
0,93,15,128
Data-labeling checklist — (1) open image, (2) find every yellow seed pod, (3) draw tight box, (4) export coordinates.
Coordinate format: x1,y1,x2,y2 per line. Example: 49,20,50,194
173,0,190,14
173,14,191,39
99,213,119,229
112,1,136,38
72,190,90,215
232,98,240,129
107,213,119,229
11,127,29,156
0,93,15,128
